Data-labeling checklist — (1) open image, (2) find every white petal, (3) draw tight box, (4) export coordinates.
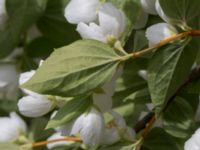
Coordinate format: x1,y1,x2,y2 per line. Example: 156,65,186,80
133,9,149,29
184,128,200,150
76,22,105,42
140,0,157,15
155,0,170,23
19,71,35,85
0,112,27,142
146,23,177,46
18,95,54,117
101,128,120,145
71,108,105,146
0,63,19,100
99,3,126,38
64,0,100,24
109,111,126,129
47,132,70,149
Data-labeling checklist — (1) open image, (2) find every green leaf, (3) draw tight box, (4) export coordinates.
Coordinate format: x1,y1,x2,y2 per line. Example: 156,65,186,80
185,78,200,94
37,0,80,47
0,143,21,150
22,40,126,97
147,39,198,113
162,97,194,138
141,128,179,150
47,95,92,129
0,0,46,58
108,0,141,44
158,0,200,28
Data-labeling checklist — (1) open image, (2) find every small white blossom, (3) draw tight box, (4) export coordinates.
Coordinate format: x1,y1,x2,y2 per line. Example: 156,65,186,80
47,132,70,149
76,2,126,43
140,0,157,15
184,128,200,150
0,0,7,29
61,107,104,146
145,23,177,47
0,63,19,100
18,70,55,117
138,70,147,80
0,112,27,142
18,95,54,118
155,0,169,23
64,0,100,24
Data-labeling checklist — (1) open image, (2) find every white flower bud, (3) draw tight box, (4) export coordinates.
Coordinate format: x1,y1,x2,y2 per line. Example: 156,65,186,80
68,107,104,146
64,0,100,24
184,128,200,150
18,95,54,117
101,128,120,145
47,132,70,149
77,2,126,43
138,70,147,80
140,0,157,15
0,63,19,100
0,112,27,142
145,23,177,47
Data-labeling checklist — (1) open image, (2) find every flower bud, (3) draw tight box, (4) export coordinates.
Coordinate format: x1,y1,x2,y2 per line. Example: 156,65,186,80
184,128,200,150
140,0,157,15
0,112,27,142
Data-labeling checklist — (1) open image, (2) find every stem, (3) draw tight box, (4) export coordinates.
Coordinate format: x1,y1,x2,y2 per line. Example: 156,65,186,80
131,30,200,58
32,137,81,148
142,114,156,138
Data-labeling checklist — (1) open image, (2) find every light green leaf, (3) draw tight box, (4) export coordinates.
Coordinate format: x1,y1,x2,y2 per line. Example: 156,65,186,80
22,40,127,97
158,0,200,28
148,39,198,113
99,143,135,150
141,128,179,150
162,97,194,138
0,143,21,150
47,95,92,129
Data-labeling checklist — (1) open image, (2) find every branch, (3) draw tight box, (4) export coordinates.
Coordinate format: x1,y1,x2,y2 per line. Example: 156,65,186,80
32,137,81,148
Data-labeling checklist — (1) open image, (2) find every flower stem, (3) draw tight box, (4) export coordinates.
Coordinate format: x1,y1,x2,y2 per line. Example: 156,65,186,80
131,30,200,58
142,114,156,138
32,137,81,148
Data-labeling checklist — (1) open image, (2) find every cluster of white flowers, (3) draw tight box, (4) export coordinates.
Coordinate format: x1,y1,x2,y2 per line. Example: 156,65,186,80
184,128,200,150
65,0,125,44
137,0,178,47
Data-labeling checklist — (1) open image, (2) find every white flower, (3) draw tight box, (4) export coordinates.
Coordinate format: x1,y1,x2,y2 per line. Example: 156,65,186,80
0,0,7,29
19,70,37,96
145,23,177,47
93,66,123,112
0,63,19,100
64,0,100,24
47,132,70,149
184,128,200,150
140,0,157,15
18,95,54,117
155,0,169,23
62,107,104,146
0,112,27,142
76,2,126,43
101,128,120,145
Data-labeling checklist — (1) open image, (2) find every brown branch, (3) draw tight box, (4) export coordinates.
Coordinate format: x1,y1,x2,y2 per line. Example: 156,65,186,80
32,137,81,148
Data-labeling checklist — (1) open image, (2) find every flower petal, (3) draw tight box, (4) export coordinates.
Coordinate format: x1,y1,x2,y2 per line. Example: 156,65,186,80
155,0,170,23
99,3,125,38
145,23,177,46
64,0,100,24
76,22,105,42
140,0,157,15
18,95,54,117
